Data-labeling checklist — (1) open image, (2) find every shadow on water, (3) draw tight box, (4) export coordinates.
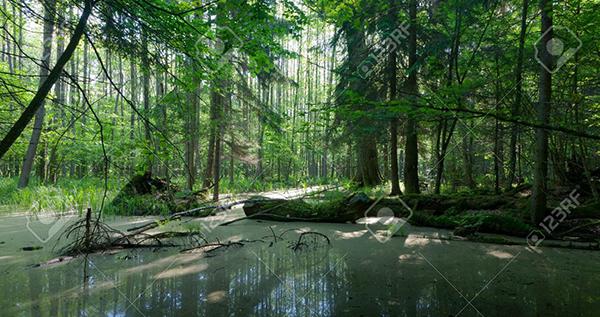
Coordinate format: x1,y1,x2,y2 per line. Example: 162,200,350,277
0,215,599,316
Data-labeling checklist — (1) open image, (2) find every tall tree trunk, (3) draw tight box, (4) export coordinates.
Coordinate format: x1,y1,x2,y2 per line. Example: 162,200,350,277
141,29,152,173
532,0,552,223
507,0,529,190
129,57,137,141
357,138,380,186
388,0,402,196
342,20,380,186
184,73,199,191
79,33,89,177
403,0,420,194
17,0,57,187
433,6,461,194
213,90,225,202
69,43,78,177
202,88,218,188
48,17,66,183
493,52,504,193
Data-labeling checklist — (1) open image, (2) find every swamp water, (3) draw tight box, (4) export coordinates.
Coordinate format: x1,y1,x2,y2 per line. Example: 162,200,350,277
0,210,598,317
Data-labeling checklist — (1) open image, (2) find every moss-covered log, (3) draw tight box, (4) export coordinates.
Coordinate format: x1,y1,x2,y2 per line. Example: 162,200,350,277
242,192,374,223
242,192,519,222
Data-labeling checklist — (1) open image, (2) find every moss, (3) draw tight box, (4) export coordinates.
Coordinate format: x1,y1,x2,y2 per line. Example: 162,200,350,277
456,214,532,237
408,212,532,237
244,192,534,238
408,212,458,229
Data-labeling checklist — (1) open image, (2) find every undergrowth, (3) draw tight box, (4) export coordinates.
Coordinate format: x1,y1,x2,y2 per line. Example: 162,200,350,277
0,177,120,215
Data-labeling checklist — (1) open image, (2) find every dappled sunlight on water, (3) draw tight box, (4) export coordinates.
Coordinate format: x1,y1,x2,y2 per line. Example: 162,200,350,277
0,215,598,316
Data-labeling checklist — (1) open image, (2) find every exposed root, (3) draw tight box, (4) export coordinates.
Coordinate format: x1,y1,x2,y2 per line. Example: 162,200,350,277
56,209,333,259
58,209,128,256
58,209,207,256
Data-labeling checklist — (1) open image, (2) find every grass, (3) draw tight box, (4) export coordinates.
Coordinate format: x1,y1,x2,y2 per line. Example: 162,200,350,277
0,177,120,215
0,175,342,216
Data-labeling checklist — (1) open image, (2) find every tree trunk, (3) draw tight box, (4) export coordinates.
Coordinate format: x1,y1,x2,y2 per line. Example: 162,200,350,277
403,0,420,194
388,0,402,196
184,78,198,191
507,0,529,190
129,57,137,141
202,88,218,189
141,29,152,173
48,18,66,183
462,127,475,189
213,90,225,202
532,0,552,223
17,0,57,187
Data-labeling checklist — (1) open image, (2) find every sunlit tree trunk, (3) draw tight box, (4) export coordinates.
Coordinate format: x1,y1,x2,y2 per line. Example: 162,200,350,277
48,16,66,183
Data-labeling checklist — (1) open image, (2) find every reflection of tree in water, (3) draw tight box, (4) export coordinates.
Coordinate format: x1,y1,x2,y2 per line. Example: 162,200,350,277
240,245,348,316
3,243,599,316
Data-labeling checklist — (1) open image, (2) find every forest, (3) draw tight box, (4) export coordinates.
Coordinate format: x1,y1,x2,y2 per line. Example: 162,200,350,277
0,0,599,316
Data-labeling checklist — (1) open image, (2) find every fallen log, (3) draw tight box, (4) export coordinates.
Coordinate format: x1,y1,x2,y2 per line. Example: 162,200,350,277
241,192,374,223
240,192,523,224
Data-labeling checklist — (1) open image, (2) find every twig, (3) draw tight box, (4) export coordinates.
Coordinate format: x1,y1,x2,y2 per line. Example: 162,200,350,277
291,231,331,251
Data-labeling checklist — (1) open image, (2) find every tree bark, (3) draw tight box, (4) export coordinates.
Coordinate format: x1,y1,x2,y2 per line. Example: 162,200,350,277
403,0,420,194
17,0,56,187
48,16,66,183
507,0,529,190
141,29,152,173
388,0,402,196
532,0,552,223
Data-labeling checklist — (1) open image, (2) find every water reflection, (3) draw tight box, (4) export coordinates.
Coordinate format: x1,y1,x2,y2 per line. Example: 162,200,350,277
1,229,599,316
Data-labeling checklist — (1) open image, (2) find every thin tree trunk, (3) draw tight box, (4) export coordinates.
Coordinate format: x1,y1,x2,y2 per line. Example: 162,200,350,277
141,29,152,173
17,0,57,187
202,89,218,188
48,17,66,183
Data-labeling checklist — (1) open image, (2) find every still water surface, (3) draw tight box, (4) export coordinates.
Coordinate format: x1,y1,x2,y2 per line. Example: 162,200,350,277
0,212,598,316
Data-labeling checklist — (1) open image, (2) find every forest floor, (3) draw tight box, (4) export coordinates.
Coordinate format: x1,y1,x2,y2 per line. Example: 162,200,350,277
1,209,599,316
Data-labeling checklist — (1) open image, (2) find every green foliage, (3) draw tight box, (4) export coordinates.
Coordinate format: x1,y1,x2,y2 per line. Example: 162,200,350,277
0,177,118,214
408,211,532,237
104,194,171,216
